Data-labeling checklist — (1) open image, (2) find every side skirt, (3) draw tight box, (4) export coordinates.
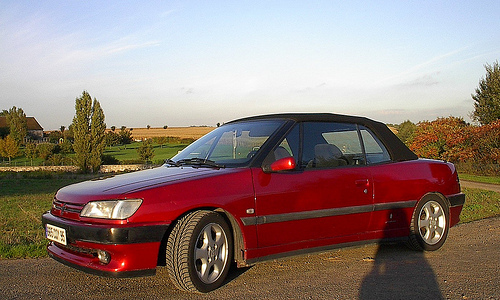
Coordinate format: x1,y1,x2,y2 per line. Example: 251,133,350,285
244,236,408,266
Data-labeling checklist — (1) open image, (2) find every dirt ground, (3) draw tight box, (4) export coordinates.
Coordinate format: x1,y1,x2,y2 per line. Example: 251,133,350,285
0,216,498,299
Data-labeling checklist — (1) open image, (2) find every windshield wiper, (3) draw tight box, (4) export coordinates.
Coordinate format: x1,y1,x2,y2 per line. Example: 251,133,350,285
168,158,225,169
164,159,180,167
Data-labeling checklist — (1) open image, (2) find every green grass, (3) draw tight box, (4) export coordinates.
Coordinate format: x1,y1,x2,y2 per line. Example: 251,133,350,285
459,173,500,185
0,174,89,258
0,175,499,259
103,142,187,163
460,187,500,223
1,142,189,167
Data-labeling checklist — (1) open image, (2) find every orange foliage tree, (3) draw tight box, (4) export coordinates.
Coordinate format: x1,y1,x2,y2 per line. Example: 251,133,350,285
409,117,470,162
409,117,500,164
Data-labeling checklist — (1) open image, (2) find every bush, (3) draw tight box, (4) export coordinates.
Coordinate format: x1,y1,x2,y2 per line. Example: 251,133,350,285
101,155,120,165
409,118,500,165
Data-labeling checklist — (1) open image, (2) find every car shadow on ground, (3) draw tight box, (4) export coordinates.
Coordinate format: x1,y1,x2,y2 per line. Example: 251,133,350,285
225,263,253,284
358,243,443,299
359,209,443,299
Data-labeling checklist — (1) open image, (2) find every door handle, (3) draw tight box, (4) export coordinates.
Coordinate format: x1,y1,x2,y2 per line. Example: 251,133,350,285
355,179,370,187
355,179,370,194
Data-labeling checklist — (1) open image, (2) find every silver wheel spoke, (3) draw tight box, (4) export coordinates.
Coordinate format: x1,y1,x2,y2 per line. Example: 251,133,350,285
418,200,447,245
194,222,228,284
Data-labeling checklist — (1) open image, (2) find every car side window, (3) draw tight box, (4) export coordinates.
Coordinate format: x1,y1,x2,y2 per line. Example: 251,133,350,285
302,122,365,168
359,126,391,164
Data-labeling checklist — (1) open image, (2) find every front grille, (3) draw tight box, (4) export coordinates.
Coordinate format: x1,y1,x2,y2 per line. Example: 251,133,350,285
59,243,97,257
52,198,85,219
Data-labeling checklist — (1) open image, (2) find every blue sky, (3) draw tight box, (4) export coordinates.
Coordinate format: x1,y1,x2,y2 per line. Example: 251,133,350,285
1,1,499,130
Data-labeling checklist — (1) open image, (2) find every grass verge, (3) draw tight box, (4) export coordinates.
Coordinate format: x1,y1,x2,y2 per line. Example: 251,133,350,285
1,175,499,259
0,173,91,259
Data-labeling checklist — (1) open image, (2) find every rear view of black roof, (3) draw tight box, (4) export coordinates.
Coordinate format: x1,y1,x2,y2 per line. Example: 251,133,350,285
229,113,418,162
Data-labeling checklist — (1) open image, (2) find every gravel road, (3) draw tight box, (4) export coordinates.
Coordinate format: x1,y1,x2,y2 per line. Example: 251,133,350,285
1,217,498,300
460,180,500,193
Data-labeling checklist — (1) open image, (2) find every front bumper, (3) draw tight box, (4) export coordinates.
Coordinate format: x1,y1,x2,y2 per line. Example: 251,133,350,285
42,212,169,277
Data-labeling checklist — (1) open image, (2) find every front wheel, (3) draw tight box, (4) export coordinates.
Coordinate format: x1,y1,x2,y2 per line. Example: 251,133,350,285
407,195,450,251
166,210,233,293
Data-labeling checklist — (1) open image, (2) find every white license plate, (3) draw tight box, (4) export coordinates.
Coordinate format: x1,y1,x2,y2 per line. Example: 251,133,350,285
46,224,67,245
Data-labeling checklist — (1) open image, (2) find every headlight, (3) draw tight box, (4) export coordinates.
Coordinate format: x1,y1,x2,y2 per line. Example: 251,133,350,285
80,199,142,219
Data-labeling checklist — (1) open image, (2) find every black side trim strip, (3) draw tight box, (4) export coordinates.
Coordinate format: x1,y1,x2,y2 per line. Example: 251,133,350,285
49,252,156,278
241,200,417,226
448,193,466,207
42,212,169,245
374,200,417,211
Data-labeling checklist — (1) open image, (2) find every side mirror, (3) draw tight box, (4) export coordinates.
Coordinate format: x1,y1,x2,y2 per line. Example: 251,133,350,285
263,157,296,173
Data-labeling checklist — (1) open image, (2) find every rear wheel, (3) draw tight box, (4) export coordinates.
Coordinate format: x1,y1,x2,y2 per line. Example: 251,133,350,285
408,195,449,251
166,210,233,293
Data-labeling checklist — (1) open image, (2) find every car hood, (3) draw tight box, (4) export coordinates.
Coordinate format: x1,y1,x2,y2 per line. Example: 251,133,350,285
55,166,229,203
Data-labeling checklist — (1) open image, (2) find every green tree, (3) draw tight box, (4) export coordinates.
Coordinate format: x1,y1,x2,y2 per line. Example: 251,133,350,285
0,135,20,163
89,100,106,172
154,136,168,148
396,120,417,146
105,131,121,147
60,140,74,154
137,139,155,163
119,127,133,145
472,61,500,125
6,106,27,146
36,143,55,161
49,131,63,143
72,91,106,173
24,142,37,166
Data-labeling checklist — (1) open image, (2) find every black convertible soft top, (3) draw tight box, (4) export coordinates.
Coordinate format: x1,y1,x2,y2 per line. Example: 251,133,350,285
228,113,418,162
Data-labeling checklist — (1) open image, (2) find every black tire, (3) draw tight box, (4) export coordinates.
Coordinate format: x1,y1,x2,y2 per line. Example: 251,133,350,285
166,210,233,293
407,195,450,251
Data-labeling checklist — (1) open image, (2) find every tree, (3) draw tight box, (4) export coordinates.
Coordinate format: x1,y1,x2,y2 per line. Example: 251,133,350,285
472,61,500,125
396,120,416,146
72,91,106,173
154,136,168,148
89,100,106,172
37,143,55,161
49,131,63,143
119,127,133,145
105,131,121,147
24,142,37,166
137,139,155,163
0,135,20,163
6,106,27,146
409,117,469,162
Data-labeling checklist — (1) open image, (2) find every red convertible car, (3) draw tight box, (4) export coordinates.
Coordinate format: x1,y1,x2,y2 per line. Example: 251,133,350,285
42,113,465,293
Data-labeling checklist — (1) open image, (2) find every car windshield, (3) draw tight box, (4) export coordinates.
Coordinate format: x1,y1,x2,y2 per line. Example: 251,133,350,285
169,120,285,167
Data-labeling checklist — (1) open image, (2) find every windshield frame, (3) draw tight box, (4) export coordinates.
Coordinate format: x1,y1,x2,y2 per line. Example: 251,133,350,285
168,119,288,168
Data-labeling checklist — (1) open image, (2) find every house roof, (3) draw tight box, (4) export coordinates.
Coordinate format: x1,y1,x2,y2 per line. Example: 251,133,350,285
0,116,43,131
